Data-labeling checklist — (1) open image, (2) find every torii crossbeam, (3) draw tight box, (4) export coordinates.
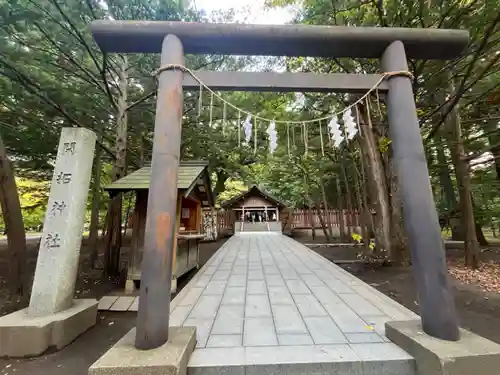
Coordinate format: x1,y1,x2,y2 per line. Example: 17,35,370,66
90,21,469,350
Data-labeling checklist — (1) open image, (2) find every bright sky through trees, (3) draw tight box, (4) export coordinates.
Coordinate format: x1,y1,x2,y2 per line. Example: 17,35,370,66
192,0,297,24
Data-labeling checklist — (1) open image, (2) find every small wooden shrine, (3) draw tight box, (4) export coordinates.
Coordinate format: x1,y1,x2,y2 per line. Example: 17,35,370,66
105,160,214,293
221,185,287,224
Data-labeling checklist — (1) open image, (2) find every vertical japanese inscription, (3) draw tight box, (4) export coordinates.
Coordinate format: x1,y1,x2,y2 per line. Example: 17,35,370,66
50,200,67,217
45,140,77,249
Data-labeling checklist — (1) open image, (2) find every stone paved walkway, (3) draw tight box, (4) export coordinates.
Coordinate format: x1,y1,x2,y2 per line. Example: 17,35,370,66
168,233,417,375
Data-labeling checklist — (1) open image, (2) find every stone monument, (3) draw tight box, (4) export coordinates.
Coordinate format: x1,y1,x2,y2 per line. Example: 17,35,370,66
0,128,99,358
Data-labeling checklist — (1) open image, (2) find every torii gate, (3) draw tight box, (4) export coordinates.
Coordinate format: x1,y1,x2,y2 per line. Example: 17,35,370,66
90,21,468,350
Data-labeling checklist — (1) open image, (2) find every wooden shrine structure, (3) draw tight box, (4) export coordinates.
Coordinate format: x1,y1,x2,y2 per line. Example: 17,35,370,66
221,185,287,223
104,160,214,293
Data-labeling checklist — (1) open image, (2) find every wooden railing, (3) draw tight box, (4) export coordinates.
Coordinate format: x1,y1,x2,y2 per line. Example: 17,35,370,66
200,209,361,239
290,209,361,229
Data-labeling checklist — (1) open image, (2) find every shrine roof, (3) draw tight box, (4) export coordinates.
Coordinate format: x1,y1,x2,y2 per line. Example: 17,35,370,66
105,160,214,206
90,21,468,60
221,185,288,209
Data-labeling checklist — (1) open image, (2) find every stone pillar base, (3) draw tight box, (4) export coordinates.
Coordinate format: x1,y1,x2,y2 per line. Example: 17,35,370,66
386,320,500,375
88,327,196,375
0,299,98,358
171,278,178,294
125,279,137,294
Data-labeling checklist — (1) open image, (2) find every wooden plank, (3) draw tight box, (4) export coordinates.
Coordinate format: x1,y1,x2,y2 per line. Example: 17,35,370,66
109,296,136,311
183,71,389,93
98,296,119,311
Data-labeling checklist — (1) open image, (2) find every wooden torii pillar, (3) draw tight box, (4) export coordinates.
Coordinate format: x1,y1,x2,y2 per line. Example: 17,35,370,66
91,21,468,349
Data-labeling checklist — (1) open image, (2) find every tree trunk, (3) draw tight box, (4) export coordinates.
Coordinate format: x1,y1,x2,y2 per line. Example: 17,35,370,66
104,56,128,277
336,177,345,241
315,202,331,241
213,170,228,198
435,136,462,240
358,104,392,255
0,133,27,299
436,139,458,210
341,160,354,240
89,126,103,268
470,193,489,246
350,153,371,252
386,149,410,265
485,119,500,180
319,178,333,240
443,80,480,269
359,145,375,238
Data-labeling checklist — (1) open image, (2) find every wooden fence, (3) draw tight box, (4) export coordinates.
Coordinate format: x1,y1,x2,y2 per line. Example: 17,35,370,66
201,209,361,238
290,209,361,229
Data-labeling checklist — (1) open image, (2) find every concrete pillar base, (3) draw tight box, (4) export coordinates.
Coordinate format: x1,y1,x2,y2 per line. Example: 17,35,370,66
88,326,196,375
386,320,500,375
125,279,137,294
0,299,98,358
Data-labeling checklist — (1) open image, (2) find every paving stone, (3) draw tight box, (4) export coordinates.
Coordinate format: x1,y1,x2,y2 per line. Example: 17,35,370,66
222,287,246,305
339,294,385,317
294,266,313,275
178,287,204,306
189,295,222,319
272,305,308,334
248,269,264,280
195,275,212,287
184,317,214,348
228,275,246,287
281,268,299,280
293,294,328,317
203,266,218,276
98,296,118,310
265,274,285,286
243,317,278,346
232,265,247,275
325,302,373,333
128,297,139,311
212,305,244,335
206,334,242,348
351,284,417,320
204,281,227,295
278,334,314,346
301,274,324,287
248,262,262,270
263,265,279,274
247,280,267,295
245,295,272,317
212,270,231,281
188,347,245,367
345,332,385,343
323,278,356,294
268,286,294,305
170,305,192,326
261,258,275,266
363,315,392,336
310,285,344,305
350,342,414,360
109,296,135,311
304,316,347,344
285,279,311,295
245,344,359,364
218,262,234,270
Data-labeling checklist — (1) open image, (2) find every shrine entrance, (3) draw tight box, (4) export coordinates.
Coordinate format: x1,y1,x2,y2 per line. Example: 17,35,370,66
91,21,468,350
